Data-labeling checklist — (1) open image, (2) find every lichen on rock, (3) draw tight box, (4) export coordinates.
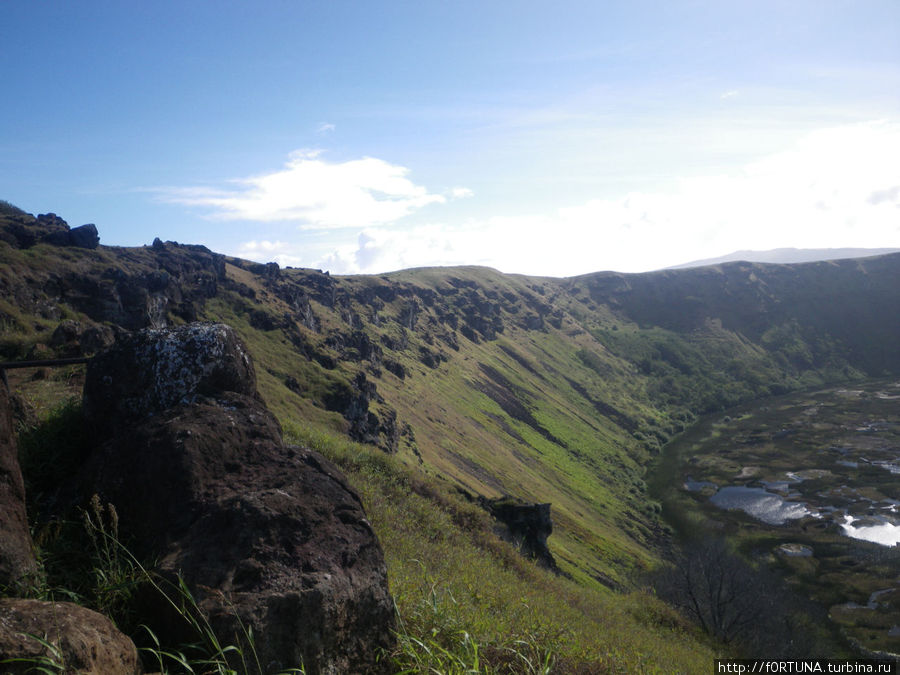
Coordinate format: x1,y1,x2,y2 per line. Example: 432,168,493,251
83,322,258,432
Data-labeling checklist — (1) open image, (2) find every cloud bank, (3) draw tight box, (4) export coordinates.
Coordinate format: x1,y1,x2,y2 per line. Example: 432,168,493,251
233,121,900,277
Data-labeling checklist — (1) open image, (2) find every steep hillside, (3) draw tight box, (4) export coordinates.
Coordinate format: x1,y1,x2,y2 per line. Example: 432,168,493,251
3,203,899,591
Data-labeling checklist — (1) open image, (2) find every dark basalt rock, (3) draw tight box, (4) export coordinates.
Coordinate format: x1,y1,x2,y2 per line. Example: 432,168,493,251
79,323,394,673
326,330,383,365
249,308,282,331
285,374,303,394
0,212,70,249
49,318,80,344
287,269,338,308
69,223,100,249
248,261,281,280
0,598,141,674
480,496,560,573
322,371,398,451
275,287,319,331
10,214,100,249
398,300,419,330
383,358,407,380
80,323,117,354
0,386,38,591
33,213,72,247
1,220,37,248
418,345,446,368
380,329,409,352
35,212,68,229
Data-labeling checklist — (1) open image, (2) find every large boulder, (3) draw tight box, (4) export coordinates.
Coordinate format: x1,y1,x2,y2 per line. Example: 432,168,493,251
0,598,141,674
80,323,394,674
0,385,37,591
68,223,100,249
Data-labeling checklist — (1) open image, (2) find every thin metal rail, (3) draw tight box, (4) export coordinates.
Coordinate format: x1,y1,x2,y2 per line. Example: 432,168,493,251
0,356,91,392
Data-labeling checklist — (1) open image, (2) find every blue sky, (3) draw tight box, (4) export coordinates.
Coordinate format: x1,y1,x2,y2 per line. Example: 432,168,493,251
2,1,899,276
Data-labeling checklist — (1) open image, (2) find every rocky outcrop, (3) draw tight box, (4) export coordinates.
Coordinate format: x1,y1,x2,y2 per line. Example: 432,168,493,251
326,330,383,366
0,212,99,250
51,245,225,331
0,385,37,592
0,598,141,674
80,323,394,674
480,496,559,573
43,222,100,249
342,372,398,452
68,223,100,249
320,371,399,452
0,214,228,340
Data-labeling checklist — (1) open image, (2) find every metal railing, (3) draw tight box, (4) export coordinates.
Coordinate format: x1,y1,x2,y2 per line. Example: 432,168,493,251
0,356,91,392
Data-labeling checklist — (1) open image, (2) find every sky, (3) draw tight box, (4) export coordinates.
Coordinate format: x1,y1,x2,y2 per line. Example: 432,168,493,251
2,1,899,277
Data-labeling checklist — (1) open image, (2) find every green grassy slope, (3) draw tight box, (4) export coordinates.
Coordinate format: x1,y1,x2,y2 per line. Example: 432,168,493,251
194,258,900,587
197,265,670,586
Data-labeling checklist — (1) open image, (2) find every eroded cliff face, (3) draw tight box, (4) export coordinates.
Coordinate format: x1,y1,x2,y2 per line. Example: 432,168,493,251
5,209,899,445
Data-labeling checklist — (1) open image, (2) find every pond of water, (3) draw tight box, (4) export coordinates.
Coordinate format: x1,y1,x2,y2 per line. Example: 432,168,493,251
840,514,900,547
710,485,811,525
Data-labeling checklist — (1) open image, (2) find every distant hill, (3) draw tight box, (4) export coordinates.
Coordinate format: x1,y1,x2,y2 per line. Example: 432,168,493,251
668,247,900,269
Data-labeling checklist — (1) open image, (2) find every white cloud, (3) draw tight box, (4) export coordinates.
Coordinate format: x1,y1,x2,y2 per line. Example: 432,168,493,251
161,150,447,229
720,90,739,99
239,239,290,253
316,122,336,134
231,240,307,268
450,186,474,199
